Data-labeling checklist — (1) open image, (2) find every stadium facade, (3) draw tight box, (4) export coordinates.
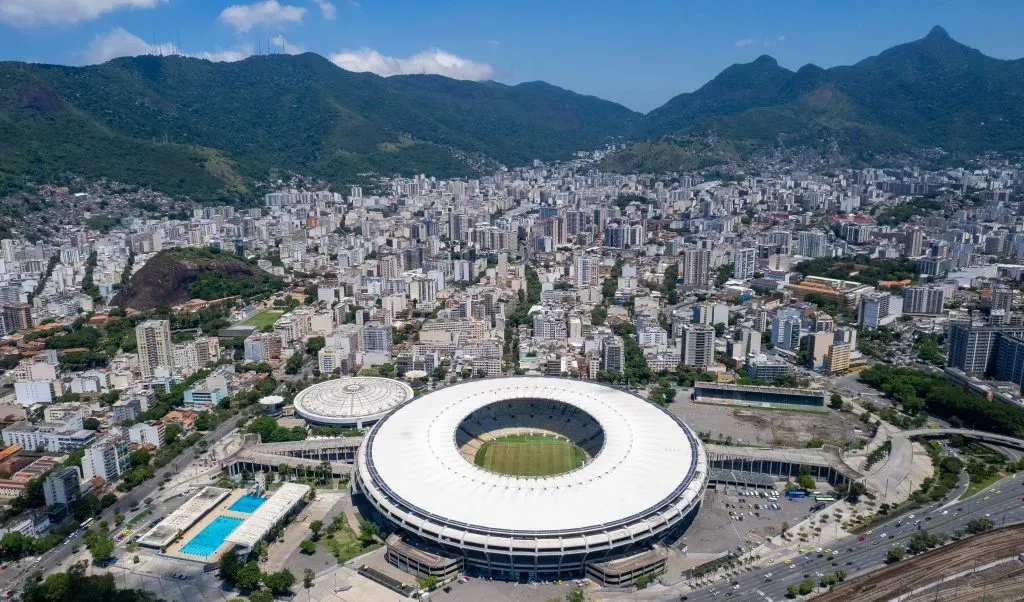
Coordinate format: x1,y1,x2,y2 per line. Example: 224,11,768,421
354,377,708,584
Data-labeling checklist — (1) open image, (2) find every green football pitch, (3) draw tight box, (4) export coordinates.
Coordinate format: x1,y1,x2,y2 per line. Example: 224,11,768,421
474,433,586,477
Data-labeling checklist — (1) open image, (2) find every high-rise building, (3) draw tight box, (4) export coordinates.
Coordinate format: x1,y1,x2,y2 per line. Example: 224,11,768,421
995,335,1024,389
362,322,393,354
771,308,803,351
575,254,600,289
679,324,715,368
903,286,946,315
824,343,852,374
732,248,756,280
906,229,924,257
601,337,624,373
682,247,711,287
2,303,32,332
136,320,173,378
797,231,828,258
43,467,81,507
81,438,129,484
948,324,1024,375
857,292,891,330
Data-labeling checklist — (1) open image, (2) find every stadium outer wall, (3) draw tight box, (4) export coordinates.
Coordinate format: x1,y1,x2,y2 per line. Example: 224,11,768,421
353,378,709,582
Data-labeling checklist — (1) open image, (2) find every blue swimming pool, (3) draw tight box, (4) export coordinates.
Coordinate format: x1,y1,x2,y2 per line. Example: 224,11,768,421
180,516,244,558
229,494,267,514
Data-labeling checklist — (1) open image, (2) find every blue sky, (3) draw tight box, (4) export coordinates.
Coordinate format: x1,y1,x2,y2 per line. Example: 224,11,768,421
2,0,1024,112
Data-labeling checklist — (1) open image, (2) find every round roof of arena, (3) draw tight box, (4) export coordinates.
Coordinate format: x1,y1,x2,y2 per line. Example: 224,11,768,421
292,377,414,425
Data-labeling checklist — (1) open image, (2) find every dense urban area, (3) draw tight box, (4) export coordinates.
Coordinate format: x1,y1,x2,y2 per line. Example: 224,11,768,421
1,15,1024,602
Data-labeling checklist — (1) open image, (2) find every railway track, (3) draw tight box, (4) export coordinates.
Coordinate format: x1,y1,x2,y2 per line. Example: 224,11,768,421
815,523,1024,601
909,564,1024,601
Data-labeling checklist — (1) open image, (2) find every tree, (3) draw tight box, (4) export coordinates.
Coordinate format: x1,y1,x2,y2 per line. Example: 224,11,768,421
797,473,815,490
303,568,315,589
299,539,316,554
309,520,323,540
377,363,396,378
967,518,994,534
218,549,242,583
566,589,586,602
86,533,113,562
235,561,262,591
358,519,380,546
885,548,905,564
285,352,303,375
798,578,814,595
247,592,273,602
83,417,101,431
100,493,117,508
262,569,295,595
829,392,843,410
908,530,938,554
305,336,325,355
787,584,800,598
163,423,182,445
590,305,608,326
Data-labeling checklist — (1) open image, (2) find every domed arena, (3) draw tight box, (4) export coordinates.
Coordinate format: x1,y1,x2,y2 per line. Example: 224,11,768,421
292,377,413,428
354,377,708,583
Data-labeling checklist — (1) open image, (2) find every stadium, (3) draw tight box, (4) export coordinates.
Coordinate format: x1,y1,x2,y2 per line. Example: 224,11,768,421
354,377,708,584
292,376,414,428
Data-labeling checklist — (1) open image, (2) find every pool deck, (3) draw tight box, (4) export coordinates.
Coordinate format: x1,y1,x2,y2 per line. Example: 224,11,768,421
165,490,255,563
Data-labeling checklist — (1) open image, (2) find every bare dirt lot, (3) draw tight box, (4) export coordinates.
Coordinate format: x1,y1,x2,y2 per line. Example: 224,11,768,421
669,390,865,448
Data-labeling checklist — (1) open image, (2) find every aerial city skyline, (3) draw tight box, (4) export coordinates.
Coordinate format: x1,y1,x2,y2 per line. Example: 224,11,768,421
0,2,1024,602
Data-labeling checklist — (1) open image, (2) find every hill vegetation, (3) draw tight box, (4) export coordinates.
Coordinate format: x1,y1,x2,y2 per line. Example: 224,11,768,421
111,247,283,310
0,54,637,199
1,27,1021,194
602,26,1024,172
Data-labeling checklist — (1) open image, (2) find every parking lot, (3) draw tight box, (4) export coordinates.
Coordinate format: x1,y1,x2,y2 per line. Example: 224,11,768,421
677,487,822,555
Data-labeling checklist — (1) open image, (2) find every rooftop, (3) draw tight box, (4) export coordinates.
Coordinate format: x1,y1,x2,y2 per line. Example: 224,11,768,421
225,482,310,550
292,377,413,424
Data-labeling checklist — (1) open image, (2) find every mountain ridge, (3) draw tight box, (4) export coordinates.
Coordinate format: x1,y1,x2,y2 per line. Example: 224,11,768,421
0,26,1021,196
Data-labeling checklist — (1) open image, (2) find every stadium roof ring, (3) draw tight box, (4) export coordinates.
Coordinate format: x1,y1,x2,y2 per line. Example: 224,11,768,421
355,377,709,578
292,376,414,427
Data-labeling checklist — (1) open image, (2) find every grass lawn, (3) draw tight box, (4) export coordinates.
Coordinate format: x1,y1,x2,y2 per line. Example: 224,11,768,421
961,471,1005,501
324,515,380,563
474,433,586,477
128,509,152,525
241,310,284,329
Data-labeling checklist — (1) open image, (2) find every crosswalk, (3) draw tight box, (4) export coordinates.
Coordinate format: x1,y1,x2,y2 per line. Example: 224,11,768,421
754,589,773,602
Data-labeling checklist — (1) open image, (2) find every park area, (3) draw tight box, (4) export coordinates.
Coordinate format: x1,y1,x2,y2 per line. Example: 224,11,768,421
241,310,284,329
474,433,586,477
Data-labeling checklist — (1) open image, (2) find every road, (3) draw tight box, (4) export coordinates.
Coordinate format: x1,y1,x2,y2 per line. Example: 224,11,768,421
0,415,242,595
676,473,1024,602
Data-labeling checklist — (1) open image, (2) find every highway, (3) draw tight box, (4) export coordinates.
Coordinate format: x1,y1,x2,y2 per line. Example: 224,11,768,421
677,473,1024,602
0,415,242,595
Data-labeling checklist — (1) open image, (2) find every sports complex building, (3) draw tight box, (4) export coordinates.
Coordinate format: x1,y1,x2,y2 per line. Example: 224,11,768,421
692,382,827,410
292,376,414,428
354,377,709,585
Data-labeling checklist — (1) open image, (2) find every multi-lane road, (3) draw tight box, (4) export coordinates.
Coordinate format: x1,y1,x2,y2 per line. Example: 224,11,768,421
680,473,1024,602
0,416,241,595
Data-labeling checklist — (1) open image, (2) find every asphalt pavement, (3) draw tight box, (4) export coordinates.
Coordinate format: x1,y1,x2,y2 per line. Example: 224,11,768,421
0,416,241,595
678,473,1024,602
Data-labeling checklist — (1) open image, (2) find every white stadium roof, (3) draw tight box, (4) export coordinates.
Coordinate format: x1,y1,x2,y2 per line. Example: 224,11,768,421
361,377,704,533
292,377,413,425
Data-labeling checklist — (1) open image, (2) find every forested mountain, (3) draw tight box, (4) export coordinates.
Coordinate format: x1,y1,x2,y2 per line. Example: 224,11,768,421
1,26,1022,196
0,53,638,199
606,26,1024,171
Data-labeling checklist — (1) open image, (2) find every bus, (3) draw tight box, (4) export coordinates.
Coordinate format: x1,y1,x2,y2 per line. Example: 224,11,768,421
79,518,94,530
785,490,806,499
814,495,836,502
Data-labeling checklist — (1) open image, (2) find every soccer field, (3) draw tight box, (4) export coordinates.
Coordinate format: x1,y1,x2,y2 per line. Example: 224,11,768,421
240,310,284,329
474,434,586,477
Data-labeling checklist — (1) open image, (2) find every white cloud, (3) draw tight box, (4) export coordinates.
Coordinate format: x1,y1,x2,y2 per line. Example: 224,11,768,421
219,0,305,33
348,0,360,7
312,0,336,19
329,48,494,80
83,27,256,64
270,34,303,54
0,0,163,26
734,38,755,48
84,27,176,63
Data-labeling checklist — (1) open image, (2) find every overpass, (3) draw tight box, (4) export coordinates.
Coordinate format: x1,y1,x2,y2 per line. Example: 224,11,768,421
899,428,1024,451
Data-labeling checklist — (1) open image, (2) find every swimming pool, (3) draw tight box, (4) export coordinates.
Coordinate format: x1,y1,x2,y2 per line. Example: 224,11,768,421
229,494,267,514
179,516,244,558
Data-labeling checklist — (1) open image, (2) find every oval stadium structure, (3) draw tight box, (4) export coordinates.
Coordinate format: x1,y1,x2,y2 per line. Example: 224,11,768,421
354,377,708,582
292,377,413,428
